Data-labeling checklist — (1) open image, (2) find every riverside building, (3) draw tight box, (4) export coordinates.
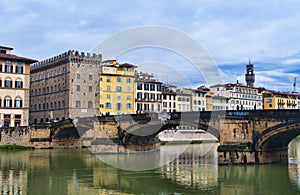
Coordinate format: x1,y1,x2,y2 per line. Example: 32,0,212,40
0,45,37,127
30,50,102,123
262,90,298,109
99,60,136,115
135,72,162,113
210,62,263,110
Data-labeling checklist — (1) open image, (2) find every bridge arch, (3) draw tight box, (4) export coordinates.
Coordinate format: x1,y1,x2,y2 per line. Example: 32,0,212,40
122,119,220,145
255,121,300,152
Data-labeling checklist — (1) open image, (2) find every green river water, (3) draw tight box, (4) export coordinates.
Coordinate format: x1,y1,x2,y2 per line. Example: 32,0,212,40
1,141,300,195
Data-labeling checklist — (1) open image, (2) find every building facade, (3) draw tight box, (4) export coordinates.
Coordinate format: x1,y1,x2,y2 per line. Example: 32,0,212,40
176,89,192,112
210,83,263,110
0,46,37,127
212,95,229,111
162,84,177,112
135,72,162,113
30,50,101,123
99,60,136,115
262,90,298,109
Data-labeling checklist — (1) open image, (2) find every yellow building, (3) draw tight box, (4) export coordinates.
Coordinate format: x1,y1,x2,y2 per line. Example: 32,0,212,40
99,60,136,115
262,90,298,109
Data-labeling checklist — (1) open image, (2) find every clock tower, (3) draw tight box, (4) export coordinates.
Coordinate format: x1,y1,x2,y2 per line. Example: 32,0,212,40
245,59,255,87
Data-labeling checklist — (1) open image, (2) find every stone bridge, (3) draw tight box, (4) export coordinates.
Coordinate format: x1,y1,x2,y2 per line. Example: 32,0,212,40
73,110,300,164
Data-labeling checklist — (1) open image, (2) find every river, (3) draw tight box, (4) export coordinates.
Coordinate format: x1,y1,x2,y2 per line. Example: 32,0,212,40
1,140,300,194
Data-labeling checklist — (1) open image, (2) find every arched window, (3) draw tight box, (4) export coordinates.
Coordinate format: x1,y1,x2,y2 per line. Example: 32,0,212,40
4,77,12,88
4,96,12,107
58,101,60,108
54,102,57,109
14,96,23,108
0,77,2,87
50,102,53,109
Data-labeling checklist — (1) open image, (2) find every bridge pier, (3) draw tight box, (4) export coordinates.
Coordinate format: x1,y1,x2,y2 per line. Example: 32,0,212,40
255,147,289,164
218,145,289,164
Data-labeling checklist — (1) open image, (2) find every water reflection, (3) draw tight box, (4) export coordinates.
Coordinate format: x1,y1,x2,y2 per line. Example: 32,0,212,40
160,143,218,190
0,142,299,194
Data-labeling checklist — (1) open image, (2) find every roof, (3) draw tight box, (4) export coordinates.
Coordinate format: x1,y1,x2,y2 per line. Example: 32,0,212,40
0,53,37,63
119,63,137,68
0,45,13,50
263,90,299,97
135,79,162,84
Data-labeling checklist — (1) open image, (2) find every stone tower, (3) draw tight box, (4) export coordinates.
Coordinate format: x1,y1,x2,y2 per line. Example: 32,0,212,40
245,59,255,87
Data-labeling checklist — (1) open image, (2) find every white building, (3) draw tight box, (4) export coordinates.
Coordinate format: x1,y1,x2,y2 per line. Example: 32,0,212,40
0,45,37,127
135,72,162,113
210,83,263,110
162,84,177,112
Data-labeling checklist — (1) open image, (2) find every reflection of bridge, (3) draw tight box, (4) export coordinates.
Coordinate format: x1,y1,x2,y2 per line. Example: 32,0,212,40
58,110,300,164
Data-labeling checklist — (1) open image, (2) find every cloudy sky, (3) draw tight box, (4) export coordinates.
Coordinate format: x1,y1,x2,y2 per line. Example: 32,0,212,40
1,0,300,91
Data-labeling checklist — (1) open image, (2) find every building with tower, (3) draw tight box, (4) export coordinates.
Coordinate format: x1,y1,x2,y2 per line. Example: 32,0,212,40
30,50,102,123
210,61,262,110
245,60,255,87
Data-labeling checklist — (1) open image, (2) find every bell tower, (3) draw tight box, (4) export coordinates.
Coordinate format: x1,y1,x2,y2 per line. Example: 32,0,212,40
245,59,255,87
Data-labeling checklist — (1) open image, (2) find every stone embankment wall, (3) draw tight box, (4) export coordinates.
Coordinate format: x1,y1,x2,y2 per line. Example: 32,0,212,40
0,126,82,148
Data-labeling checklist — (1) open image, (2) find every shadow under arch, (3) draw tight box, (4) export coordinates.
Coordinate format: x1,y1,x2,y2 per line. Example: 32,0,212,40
255,121,300,152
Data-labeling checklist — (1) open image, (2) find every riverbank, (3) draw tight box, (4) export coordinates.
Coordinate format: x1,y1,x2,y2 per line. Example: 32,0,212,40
0,144,33,150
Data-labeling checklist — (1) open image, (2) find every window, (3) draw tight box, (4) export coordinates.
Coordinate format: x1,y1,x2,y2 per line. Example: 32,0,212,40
77,85,80,91
89,75,92,80
150,84,155,91
126,103,132,109
127,87,131,92
157,84,161,91
117,95,121,100
76,101,81,108
107,94,111,99
116,86,122,92
15,98,23,108
77,64,80,68
4,97,12,107
15,81,23,88
126,78,131,83
0,64,2,72
89,64,93,69
88,101,93,108
77,74,80,79
5,79,12,88
107,86,111,91
89,86,92,92
117,103,122,110
100,77,103,81
157,94,161,101
116,77,122,82
107,76,111,82
106,102,112,108
137,83,142,90
144,83,149,90
127,95,131,100
137,92,142,99
15,66,23,73
144,93,149,100
5,65,12,72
